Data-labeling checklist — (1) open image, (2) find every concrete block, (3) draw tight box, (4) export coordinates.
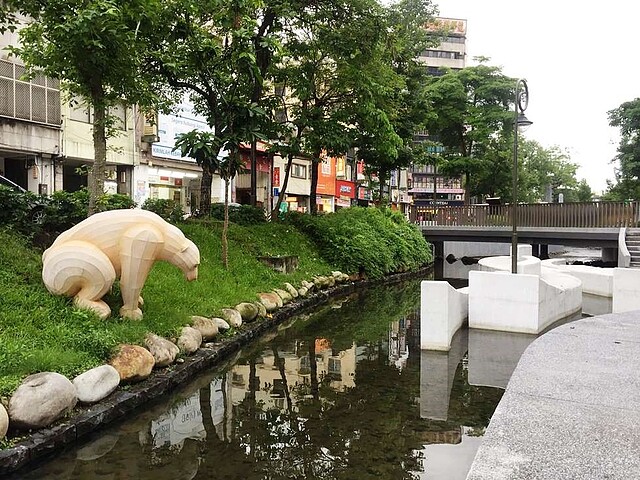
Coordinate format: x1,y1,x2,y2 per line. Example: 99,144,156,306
613,267,640,313
541,259,613,297
469,271,540,333
479,254,541,276
468,270,581,334
420,280,468,351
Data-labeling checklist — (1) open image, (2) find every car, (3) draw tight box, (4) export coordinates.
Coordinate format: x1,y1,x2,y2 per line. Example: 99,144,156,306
0,174,47,224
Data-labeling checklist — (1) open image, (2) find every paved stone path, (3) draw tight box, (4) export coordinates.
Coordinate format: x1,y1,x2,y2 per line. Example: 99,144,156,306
466,310,640,479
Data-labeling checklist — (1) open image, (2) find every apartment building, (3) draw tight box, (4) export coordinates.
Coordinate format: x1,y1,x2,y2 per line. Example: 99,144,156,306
0,27,61,194
410,17,467,218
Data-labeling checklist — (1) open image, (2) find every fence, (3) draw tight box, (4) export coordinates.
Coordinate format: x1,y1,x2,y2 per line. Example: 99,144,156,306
409,201,640,228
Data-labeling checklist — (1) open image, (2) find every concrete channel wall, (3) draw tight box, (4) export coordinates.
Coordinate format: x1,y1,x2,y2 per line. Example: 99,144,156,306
466,310,640,480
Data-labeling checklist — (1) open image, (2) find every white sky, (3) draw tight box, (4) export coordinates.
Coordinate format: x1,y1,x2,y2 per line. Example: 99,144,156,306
433,0,640,194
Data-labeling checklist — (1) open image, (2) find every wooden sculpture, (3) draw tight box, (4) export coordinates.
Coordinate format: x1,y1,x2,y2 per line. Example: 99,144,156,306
42,209,200,320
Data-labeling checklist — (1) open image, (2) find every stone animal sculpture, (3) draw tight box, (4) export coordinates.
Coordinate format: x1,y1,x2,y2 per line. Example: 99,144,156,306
42,209,200,320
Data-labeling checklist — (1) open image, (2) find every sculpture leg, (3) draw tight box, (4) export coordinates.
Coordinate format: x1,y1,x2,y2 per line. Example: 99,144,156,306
118,225,164,320
42,240,116,320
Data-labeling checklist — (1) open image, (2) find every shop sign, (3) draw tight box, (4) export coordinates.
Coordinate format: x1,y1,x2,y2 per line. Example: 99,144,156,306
273,167,280,187
335,180,355,199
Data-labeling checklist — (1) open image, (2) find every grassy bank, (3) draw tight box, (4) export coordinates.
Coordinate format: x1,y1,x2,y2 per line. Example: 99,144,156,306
0,208,431,398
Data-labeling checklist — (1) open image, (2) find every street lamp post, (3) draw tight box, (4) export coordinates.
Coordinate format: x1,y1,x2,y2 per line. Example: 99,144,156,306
512,79,533,274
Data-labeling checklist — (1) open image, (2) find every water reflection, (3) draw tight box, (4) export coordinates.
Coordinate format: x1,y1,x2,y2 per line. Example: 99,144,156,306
13,282,505,480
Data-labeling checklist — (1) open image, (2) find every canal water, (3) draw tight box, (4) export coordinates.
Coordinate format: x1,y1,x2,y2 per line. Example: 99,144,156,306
12,280,517,480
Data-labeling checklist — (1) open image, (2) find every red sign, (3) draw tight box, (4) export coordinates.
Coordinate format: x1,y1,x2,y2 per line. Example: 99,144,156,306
241,152,271,173
335,180,355,199
273,167,280,187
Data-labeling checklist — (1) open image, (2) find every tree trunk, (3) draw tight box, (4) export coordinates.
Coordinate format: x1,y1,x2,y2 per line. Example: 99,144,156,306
88,95,107,216
272,152,294,219
464,171,470,205
309,148,322,214
250,139,257,206
223,177,229,269
200,165,214,216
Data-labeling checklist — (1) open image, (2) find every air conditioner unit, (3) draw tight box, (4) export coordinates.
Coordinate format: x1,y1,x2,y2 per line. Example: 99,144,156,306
454,194,462,200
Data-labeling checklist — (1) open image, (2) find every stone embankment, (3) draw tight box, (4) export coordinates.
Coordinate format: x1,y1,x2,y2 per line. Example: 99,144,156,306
466,310,640,480
0,268,426,475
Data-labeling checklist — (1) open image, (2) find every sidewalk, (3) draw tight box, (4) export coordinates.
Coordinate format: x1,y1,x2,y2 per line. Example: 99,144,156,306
466,310,640,479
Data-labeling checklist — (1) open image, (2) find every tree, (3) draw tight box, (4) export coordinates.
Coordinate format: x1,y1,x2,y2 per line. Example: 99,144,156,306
607,98,640,200
174,130,245,268
518,140,581,203
3,0,163,214
145,0,275,216
355,0,439,206
424,62,515,203
272,0,397,214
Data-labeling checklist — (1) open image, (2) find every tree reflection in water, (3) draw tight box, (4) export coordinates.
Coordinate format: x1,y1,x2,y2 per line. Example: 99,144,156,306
12,281,504,480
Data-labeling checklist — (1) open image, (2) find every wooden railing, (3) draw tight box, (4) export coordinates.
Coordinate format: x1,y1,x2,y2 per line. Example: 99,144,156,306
409,201,640,228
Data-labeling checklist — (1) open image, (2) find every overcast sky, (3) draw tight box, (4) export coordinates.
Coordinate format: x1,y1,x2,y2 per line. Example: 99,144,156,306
432,0,640,194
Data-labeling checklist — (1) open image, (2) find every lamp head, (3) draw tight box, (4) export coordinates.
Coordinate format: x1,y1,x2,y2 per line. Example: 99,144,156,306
516,112,533,130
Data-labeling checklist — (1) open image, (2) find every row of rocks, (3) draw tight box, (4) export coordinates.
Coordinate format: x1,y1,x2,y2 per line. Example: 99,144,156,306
0,271,351,439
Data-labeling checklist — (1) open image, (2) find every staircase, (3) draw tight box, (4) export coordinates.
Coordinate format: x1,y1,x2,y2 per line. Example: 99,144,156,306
627,228,640,268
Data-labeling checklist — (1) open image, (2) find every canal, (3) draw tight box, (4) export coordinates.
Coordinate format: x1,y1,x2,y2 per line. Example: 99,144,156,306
12,280,512,480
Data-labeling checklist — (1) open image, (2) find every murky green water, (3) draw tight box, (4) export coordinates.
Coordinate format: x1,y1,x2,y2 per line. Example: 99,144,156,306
14,280,510,480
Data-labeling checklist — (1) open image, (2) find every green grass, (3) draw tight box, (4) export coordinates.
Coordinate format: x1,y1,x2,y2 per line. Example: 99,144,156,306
0,220,333,397
0,209,432,399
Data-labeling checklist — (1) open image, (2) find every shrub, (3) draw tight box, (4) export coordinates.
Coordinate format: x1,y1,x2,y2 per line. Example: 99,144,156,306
0,186,49,237
285,207,432,278
42,188,135,233
142,198,185,224
209,203,266,225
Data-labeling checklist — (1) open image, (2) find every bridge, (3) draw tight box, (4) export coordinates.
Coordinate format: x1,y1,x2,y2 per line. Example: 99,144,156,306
409,201,640,264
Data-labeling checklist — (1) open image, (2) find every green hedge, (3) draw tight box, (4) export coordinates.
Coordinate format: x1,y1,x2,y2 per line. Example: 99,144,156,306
285,207,432,278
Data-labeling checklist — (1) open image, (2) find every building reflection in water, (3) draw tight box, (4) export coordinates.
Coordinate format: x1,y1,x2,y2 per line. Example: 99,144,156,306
11,284,509,480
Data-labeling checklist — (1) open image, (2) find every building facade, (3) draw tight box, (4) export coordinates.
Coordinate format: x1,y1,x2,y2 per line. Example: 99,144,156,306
410,17,468,217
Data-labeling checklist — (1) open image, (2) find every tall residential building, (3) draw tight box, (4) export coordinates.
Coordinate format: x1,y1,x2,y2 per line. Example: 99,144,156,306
410,17,467,219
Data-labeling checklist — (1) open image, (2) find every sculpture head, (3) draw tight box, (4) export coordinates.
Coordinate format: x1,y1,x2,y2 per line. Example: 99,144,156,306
177,238,200,281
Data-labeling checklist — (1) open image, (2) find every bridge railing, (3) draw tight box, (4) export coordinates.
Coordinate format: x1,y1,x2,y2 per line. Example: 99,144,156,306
409,201,640,228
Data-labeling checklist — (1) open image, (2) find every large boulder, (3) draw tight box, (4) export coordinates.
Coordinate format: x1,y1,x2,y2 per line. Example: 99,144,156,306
283,282,299,299
301,280,316,292
254,301,267,318
73,365,120,403
257,292,280,312
177,326,202,354
190,316,219,340
212,317,230,332
298,286,309,297
221,308,243,328
235,302,259,322
0,403,8,439
9,372,77,430
110,345,155,383
144,333,180,367
273,289,291,305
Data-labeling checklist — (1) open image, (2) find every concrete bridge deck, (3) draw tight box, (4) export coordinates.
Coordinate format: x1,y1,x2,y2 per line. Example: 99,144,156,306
419,226,620,247
466,310,640,479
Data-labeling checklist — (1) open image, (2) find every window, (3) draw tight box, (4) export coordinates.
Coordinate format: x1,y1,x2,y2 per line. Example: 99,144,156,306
69,100,127,130
291,163,307,179
0,59,61,126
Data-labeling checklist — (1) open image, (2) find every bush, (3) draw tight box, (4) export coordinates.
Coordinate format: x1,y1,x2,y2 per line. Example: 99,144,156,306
142,198,185,224
209,203,266,225
42,188,135,233
285,207,432,279
0,186,44,235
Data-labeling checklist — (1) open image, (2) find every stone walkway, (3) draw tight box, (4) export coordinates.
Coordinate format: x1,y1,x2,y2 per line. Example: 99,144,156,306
466,310,640,479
